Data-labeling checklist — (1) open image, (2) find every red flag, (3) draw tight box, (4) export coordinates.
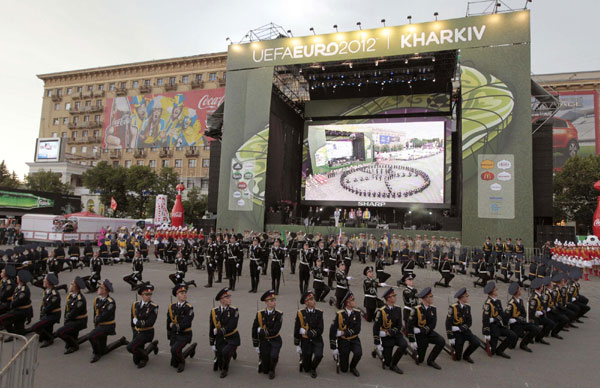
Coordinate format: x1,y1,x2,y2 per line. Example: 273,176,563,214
110,197,117,211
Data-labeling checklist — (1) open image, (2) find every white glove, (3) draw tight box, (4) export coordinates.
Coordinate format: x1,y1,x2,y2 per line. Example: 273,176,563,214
508,318,517,324
379,330,387,337
485,335,491,341
296,345,302,354
380,283,387,287
324,268,329,272
211,345,216,351
257,266,261,271
489,318,495,323
346,276,352,280
535,311,543,317
132,318,138,325
546,307,551,312
236,264,239,268
572,297,576,302
299,328,306,335
213,328,218,335
450,339,455,346
255,347,260,354
257,327,261,334
376,344,384,353
336,330,343,337
411,342,418,350
332,349,339,357
413,328,421,334
451,326,460,332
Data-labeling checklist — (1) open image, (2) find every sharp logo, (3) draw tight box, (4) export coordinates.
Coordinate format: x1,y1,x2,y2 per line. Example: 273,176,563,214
358,201,386,207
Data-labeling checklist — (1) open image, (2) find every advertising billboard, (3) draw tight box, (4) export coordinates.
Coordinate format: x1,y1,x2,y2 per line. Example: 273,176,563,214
102,88,225,149
34,138,61,162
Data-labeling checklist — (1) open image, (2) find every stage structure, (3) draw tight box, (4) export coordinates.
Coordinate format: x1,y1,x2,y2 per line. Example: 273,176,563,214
218,11,533,247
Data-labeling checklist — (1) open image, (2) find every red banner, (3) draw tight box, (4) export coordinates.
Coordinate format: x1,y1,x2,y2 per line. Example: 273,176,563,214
110,197,118,211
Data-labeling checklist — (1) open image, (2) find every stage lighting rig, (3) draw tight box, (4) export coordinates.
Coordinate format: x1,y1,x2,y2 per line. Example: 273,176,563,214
333,24,338,32
309,27,316,35
356,22,362,30
381,19,386,27
434,12,439,21
287,30,293,37
407,15,412,24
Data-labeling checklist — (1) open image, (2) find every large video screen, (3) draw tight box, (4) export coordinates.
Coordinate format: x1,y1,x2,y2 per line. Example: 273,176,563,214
35,138,61,162
302,121,445,205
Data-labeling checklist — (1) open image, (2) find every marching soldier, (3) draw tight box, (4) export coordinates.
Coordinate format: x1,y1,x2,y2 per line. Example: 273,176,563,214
481,281,517,358
373,287,408,374
123,250,145,290
127,283,159,368
270,239,285,295
210,288,241,378
0,270,33,336
55,276,88,354
528,277,555,344
435,254,454,288
312,257,330,302
226,235,241,291
28,273,61,347
331,261,351,309
482,237,493,263
169,251,197,288
295,290,324,378
287,233,299,275
167,283,197,372
375,251,391,283
327,240,338,288
88,279,128,363
82,251,102,293
204,236,218,288
329,291,362,376
252,290,283,379
363,266,386,322
342,240,354,275
298,242,313,295
402,274,418,330
473,252,490,288
505,282,539,352
249,237,262,293
445,287,480,363
543,276,568,339
407,287,445,369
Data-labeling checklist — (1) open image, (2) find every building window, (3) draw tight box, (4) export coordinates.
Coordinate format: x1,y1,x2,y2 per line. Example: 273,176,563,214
202,159,210,168
75,101,81,109
112,161,119,167
63,117,69,125
93,146,98,153
175,146,183,151
74,116,79,124
222,72,226,80
82,146,87,153
65,102,71,111
144,79,150,87
52,132,57,137
72,131,78,138
169,77,176,85
149,160,156,168
67,88,72,95
47,90,52,97
151,147,159,152
201,179,209,191
77,86,82,93
209,73,217,81
54,103,60,111
137,160,144,166
91,161,97,167
204,143,210,150
61,132,67,137
57,89,63,96
109,83,115,91
84,115,89,122
188,159,197,168
125,148,132,153
156,78,163,86
125,160,132,168
96,100,102,107
94,115,100,122
182,75,189,84
53,118,59,125
87,85,93,92
71,146,76,154
187,179,195,189
82,130,88,137
133,80,139,88
174,159,182,168
85,100,91,107
162,159,169,167
120,81,127,88
93,130,100,137
196,74,203,81
98,84,104,91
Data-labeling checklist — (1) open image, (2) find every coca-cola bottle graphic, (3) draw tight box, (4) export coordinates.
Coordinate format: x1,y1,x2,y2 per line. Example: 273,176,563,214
171,182,185,227
104,97,132,149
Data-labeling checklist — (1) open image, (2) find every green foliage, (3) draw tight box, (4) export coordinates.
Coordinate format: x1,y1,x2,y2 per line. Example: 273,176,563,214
0,161,20,188
82,161,128,217
126,165,158,218
24,170,71,194
182,187,208,226
553,155,600,234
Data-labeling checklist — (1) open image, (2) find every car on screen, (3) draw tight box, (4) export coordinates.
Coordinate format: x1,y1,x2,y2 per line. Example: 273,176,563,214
532,116,579,158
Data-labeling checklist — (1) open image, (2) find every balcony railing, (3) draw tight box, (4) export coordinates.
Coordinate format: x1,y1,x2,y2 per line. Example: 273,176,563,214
191,80,204,89
165,83,177,91
116,87,127,96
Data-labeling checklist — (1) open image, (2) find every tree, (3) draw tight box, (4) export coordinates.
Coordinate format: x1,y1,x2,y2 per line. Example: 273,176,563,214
25,170,71,194
126,165,158,218
0,161,20,188
82,161,128,217
182,187,208,226
553,155,600,234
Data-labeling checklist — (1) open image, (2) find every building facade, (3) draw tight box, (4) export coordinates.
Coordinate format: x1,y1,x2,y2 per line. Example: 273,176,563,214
35,52,227,210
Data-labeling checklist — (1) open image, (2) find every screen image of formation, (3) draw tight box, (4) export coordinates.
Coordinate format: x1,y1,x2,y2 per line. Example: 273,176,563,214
302,121,445,204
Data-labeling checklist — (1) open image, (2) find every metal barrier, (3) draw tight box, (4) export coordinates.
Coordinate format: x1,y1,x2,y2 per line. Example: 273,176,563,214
0,332,38,388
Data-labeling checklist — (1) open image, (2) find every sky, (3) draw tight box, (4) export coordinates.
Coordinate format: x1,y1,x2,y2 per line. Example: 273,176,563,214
0,0,598,179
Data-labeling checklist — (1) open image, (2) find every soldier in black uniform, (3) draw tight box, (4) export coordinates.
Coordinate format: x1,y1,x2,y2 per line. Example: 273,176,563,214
505,282,539,352
342,240,354,275
68,240,83,269
83,241,94,267
482,237,493,266
28,273,61,347
210,288,241,378
499,238,514,283
331,261,351,309
329,291,362,376
169,251,197,288
402,274,418,330
226,235,241,291
287,233,299,275
373,287,408,374
139,239,149,262
123,250,145,290
363,266,386,322
82,251,102,293
260,234,270,276
204,236,218,288
168,283,197,373
554,273,578,326
435,254,454,288
298,242,313,295
295,290,324,378
125,239,136,263
407,287,445,369
481,281,517,358
326,240,338,288
270,239,285,295
375,252,391,283
248,238,262,293
445,287,480,363
55,276,88,354
0,270,33,335
312,257,330,302
215,235,225,282
127,283,159,368
252,290,283,379
543,276,568,339
568,269,590,318
87,279,128,363
528,277,554,344
0,265,16,315
400,254,416,284
473,252,490,288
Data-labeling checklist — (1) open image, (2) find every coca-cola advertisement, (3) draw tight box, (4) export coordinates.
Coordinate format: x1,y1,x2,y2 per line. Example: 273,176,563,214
102,88,225,149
